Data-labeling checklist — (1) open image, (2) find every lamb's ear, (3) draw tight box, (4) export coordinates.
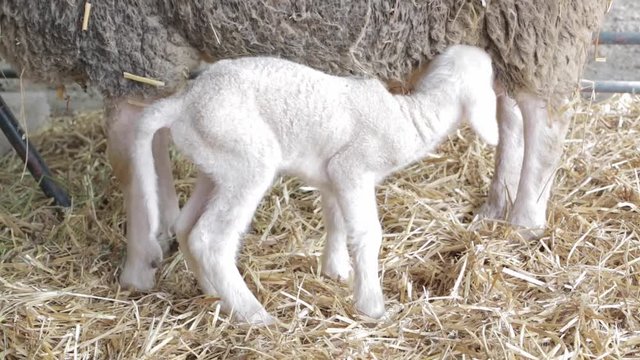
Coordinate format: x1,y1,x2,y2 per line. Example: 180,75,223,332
465,88,499,146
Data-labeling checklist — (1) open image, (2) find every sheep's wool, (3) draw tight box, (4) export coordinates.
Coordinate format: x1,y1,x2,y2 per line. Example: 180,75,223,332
0,0,607,99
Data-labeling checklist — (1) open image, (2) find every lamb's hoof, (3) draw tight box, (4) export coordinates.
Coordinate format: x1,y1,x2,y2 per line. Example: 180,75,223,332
119,262,157,291
321,256,352,282
511,225,545,241
355,293,386,319
237,308,277,326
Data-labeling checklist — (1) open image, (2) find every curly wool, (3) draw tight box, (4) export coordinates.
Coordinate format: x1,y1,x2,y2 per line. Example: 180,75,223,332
0,0,200,98
0,1,608,99
163,0,608,98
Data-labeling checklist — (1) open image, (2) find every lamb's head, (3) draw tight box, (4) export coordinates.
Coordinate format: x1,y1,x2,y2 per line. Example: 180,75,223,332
451,45,498,146
419,45,499,146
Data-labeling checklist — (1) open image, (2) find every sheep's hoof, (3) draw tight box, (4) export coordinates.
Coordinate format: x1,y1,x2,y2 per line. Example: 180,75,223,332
119,262,157,291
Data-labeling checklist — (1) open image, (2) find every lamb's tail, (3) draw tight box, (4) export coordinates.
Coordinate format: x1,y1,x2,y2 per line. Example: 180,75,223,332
131,97,184,241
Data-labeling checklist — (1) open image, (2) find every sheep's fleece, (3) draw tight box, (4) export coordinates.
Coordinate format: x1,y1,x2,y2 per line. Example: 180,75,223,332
0,1,607,99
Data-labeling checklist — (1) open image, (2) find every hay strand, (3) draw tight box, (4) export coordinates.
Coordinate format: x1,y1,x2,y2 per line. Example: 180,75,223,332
82,2,92,32
123,72,165,87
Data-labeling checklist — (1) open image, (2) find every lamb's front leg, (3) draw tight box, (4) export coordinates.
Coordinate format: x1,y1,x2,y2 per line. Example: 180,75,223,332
327,169,385,318
320,190,352,281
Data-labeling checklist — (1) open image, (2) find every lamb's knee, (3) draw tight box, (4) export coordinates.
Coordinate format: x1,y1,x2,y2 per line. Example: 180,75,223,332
186,222,239,266
347,224,382,253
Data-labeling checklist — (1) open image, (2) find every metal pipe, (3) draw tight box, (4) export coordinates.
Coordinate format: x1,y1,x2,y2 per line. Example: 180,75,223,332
0,69,18,79
0,95,71,207
580,80,640,94
596,32,640,45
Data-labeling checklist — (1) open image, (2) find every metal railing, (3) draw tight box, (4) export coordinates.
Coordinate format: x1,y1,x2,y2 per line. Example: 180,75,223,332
0,96,71,207
581,31,640,93
580,80,640,94
596,31,640,45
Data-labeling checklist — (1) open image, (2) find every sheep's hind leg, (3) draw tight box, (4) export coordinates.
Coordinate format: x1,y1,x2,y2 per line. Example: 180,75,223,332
320,190,352,282
508,93,572,238
476,94,524,220
186,166,276,325
107,100,164,291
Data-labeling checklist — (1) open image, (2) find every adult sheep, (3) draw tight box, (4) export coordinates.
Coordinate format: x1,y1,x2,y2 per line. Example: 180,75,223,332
0,1,608,291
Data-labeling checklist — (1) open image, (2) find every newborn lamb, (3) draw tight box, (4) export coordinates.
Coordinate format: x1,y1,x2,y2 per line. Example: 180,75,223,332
131,45,498,324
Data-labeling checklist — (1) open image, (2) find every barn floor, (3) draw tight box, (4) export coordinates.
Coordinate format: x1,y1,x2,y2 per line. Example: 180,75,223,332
1,95,639,359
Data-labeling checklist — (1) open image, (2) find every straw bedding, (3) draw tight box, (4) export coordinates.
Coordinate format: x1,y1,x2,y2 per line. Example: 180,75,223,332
1,95,638,358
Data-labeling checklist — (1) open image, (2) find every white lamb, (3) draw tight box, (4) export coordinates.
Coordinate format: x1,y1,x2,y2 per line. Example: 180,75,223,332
129,45,498,324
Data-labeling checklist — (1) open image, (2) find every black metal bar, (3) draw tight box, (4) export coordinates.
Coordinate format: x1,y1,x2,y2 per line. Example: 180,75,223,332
596,32,640,45
0,69,18,79
580,80,640,94
0,94,71,207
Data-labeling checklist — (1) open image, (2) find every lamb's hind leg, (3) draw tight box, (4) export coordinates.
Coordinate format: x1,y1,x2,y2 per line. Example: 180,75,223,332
186,164,276,325
174,173,215,278
477,94,524,220
152,127,180,254
320,190,352,281
508,92,572,238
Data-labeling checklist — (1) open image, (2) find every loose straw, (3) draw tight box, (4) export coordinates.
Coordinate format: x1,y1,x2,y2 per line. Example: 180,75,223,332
82,2,92,31
123,72,165,87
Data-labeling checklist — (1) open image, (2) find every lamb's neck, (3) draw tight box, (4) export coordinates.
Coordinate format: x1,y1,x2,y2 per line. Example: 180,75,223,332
394,89,462,158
